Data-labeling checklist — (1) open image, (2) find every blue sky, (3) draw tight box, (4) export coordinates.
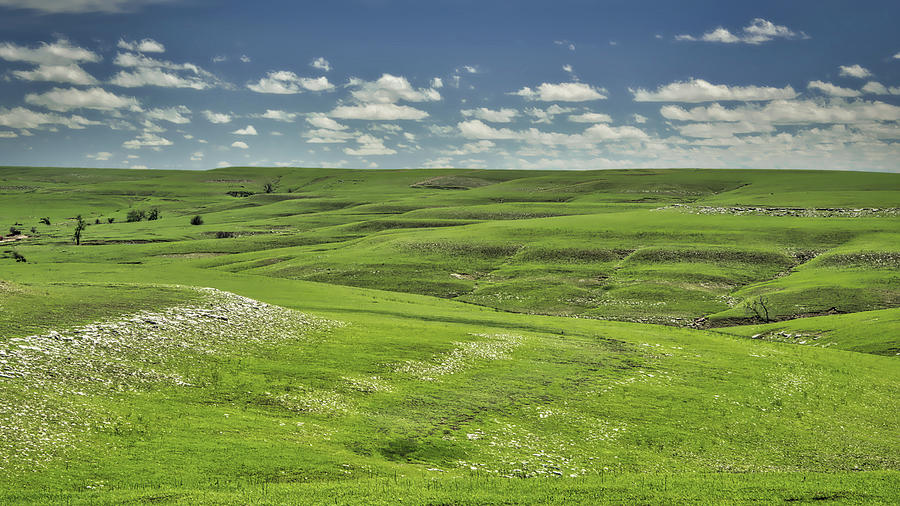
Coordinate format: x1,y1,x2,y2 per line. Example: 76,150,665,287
0,0,898,171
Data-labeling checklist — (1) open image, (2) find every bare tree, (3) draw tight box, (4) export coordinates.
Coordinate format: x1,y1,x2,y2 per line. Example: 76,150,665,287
744,295,772,323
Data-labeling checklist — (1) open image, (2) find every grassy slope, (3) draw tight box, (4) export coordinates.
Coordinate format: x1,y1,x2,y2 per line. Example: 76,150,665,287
1,167,899,503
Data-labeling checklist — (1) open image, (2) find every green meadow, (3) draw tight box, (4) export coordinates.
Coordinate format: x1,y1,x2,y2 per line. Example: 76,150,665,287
0,166,898,504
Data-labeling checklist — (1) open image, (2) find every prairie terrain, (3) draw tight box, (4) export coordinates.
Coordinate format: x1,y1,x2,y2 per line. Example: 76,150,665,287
0,167,898,504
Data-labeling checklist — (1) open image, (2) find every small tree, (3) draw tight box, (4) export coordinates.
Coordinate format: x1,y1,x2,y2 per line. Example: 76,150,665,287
107,217,115,224
126,209,145,222
263,181,276,194
8,226,21,236
39,217,51,225
744,296,772,323
148,208,160,221
73,215,87,245
190,215,204,226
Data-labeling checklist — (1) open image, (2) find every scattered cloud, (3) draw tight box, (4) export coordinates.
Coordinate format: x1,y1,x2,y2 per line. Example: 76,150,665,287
660,98,900,125
202,110,232,124
0,39,100,65
807,80,861,98
303,128,355,143
632,79,797,102
123,132,172,149
0,0,174,14
190,151,203,161
461,107,518,123
306,113,347,130
240,54,251,63
861,81,900,95
344,133,396,155
247,71,333,94
311,57,331,71
230,140,248,149
231,125,257,135
86,151,112,160
349,74,441,104
329,103,429,121
431,77,443,89
0,130,17,138
257,109,298,122
513,82,607,101
525,105,574,123
0,106,100,130
11,64,97,85
838,64,872,79
117,38,165,53
442,140,495,155
632,113,647,124
458,119,647,146
568,112,613,123
675,18,808,45
110,67,213,89
25,86,141,112
145,105,191,124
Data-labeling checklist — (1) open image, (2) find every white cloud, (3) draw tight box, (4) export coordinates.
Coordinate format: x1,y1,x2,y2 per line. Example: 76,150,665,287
525,105,573,123
25,87,141,112
190,151,203,161
231,141,248,149
675,18,807,45
0,106,100,130
117,38,165,53
632,79,797,102
431,77,443,89
11,64,97,85
258,109,298,122
202,110,231,124
458,119,647,146
240,55,251,63
217,161,231,167
461,107,518,123
807,80,861,98
661,99,900,125
0,39,100,65
306,113,347,130
212,55,226,63
0,130,17,138
442,140,495,155
329,103,428,120
675,121,775,138
632,113,647,124
344,134,395,156
110,67,210,89
861,81,900,95
86,151,112,160
110,52,220,89
0,0,173,13
303,128,355,143
311,57,331,71
349,74,441,104
838,64,872,79
895,52,900,60
123,132,172,149
513,82,607,101
247,71,333,94
145,105,191,124
568,112,613,123
231,125,258,135
562,64,573,73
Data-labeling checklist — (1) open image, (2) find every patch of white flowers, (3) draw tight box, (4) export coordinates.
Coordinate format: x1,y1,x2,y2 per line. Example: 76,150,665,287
394,333,524,381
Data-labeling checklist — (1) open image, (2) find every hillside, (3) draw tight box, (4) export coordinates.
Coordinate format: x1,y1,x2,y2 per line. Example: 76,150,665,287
0,167,898,504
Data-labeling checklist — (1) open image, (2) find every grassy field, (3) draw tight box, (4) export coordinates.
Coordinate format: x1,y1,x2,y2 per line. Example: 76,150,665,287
0,166,898,504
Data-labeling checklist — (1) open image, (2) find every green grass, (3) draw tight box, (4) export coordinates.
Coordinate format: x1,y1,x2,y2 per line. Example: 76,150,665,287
0,166,898,503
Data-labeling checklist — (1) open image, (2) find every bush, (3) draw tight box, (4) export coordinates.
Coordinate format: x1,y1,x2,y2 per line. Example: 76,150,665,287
94,218,101,224
10,250,26,263
215,231,235,239
8,226,21,236
107,217,115,224
39,217,50,225
190,215,204,226
30,227,36,235
126,209,146,222
148,208,160,221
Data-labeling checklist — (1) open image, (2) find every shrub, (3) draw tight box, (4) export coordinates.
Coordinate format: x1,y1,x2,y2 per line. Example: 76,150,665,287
94,218,101,224
11,250,26,263
148,208,160,221
8,226,21,236
30,227,36,235
215,231,235,239
39,217,51,225
190,215,204,226
107,217,115,224
126,209,146,222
